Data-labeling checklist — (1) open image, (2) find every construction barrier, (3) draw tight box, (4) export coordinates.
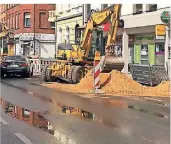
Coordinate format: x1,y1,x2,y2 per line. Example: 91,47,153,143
93,52,105,94
93,58,101,90
29,58,57,76
130,64,169,86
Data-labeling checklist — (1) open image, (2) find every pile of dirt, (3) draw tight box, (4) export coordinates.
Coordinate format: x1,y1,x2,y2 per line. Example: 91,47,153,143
43,70,170,97
101,70,170,97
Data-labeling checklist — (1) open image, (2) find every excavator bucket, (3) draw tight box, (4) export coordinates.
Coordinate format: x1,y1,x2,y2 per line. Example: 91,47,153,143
101,44,124,73
101,56,124,73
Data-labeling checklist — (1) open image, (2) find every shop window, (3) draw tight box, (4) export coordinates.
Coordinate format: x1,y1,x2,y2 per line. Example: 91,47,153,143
147,4,157,12
133,4,143,14
155,43,164,55
39,11,47,28
141,44,149,65
22,108,30,118
24,12,31,28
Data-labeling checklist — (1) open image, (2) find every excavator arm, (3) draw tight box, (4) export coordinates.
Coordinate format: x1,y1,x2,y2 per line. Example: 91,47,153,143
80,4,122,59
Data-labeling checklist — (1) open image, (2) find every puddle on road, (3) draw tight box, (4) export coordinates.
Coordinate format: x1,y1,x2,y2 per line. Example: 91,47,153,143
0,98,55,135
0,98,119,137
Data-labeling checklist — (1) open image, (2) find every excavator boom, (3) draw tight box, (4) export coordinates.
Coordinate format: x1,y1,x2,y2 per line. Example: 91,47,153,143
80,4,124,72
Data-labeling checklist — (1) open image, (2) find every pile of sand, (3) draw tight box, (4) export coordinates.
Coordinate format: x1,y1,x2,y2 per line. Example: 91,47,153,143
101,71,170,97
43,70,170,97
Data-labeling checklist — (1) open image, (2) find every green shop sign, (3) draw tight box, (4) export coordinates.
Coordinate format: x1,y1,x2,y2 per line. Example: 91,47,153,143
136,36,154,40
161,11,170,24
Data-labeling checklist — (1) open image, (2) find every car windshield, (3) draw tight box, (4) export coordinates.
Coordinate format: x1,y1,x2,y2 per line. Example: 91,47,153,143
4,56,26,61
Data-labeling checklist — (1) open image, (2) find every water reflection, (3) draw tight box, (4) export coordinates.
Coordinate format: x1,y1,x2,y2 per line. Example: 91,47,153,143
56,102,95,120
0,98,118,132
0,98,54,135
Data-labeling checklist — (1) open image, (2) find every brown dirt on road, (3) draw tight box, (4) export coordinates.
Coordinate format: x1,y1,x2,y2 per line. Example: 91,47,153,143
42,70,170,97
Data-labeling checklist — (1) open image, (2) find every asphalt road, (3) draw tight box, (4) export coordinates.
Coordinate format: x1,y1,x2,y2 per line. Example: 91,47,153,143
0,110,59,144
0,78,170,144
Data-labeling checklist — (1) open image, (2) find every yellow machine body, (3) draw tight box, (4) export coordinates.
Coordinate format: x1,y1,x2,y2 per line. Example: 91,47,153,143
44,4,124,83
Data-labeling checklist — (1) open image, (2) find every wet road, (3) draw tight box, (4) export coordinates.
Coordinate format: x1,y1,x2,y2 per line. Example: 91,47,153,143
0,78,170,144
0,109,59,144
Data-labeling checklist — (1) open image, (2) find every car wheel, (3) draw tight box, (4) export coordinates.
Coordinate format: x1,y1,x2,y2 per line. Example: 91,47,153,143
1,72,4,78
23,72,31,78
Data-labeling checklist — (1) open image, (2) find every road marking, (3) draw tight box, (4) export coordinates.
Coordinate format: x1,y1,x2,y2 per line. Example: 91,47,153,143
0,117,9,125
14,133,33,144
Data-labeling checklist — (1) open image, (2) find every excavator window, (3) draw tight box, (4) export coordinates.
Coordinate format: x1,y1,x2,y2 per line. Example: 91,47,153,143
88,30,104,59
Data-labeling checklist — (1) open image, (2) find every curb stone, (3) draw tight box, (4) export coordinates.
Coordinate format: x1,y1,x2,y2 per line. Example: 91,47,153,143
128,105,167,118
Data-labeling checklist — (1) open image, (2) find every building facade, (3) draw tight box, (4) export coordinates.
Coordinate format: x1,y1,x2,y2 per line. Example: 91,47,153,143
99,4,170,75
1,4,56,58
118,4,170,75
56,4,83,45
55,4,91,51
0,4,8,54
54,4,170,76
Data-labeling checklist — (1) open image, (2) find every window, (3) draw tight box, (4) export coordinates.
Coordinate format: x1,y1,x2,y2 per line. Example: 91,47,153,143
15,14,18,29
169,46,171,59
10,15,12,28
24,12,31,27
18,13,20,28
133,4,143,14
155,43,164,54
39,12,47,28
65,26,70,43
9,16,11,28
50,22,55,29
22,108,30,118
57,28,62,43
7,18,9,27
147,4,157,12
12,14,14,29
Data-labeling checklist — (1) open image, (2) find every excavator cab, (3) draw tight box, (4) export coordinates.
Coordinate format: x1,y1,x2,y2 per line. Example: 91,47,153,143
85,28,124,72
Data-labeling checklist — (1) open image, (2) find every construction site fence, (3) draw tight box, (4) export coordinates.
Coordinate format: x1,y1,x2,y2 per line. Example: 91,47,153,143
28,58,57,75
130,64,169,86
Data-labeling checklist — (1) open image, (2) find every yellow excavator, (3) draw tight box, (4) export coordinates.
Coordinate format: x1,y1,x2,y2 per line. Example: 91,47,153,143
43,4,124,83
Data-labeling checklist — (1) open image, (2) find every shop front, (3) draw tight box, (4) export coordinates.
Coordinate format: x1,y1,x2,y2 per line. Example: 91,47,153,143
133,33,165,66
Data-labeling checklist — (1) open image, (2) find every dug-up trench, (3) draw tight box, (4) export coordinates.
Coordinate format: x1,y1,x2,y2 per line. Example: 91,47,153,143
43,70,170,97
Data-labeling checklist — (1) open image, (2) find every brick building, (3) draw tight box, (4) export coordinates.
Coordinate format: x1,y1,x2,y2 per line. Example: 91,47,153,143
0,4,7,54
2,4,56,58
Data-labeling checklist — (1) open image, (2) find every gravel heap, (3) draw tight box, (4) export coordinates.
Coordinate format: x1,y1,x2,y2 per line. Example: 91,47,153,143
43,70,170,97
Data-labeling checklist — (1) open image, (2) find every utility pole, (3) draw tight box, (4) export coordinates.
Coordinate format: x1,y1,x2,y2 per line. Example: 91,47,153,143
33,4,36,55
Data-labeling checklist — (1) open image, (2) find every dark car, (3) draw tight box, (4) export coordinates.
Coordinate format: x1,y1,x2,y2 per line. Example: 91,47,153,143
1,55,33,78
